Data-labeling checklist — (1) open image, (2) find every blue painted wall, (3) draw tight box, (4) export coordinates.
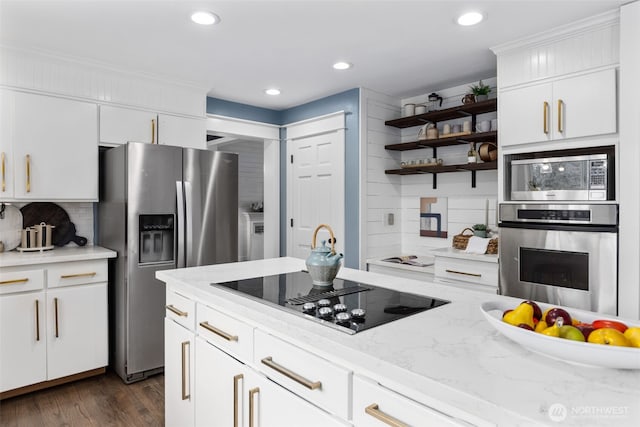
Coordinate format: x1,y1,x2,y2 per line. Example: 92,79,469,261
206,97,282,125
206,89,360,269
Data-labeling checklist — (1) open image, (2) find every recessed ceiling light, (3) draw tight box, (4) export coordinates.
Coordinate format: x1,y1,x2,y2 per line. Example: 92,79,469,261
191,11,220,25
457,12,484,26
333,62,352,70
265,88,281,96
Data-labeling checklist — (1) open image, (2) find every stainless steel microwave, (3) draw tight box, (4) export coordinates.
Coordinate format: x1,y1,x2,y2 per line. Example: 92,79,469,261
509,154,611,201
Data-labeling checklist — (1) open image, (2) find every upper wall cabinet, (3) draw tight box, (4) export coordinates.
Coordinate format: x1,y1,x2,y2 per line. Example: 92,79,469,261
1,89,98,201
157,114,206,149
100,106,206,149
499,69,617,147
99,106,158,145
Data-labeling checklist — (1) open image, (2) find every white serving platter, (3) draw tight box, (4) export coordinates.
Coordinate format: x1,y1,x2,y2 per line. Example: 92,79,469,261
481,300,640,370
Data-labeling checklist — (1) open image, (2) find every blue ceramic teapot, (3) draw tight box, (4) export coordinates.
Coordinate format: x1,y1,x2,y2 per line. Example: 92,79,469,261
305,224,343,286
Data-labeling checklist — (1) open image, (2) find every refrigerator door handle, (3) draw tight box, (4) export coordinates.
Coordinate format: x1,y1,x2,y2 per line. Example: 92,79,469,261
176,181,185,268
184,181,194,267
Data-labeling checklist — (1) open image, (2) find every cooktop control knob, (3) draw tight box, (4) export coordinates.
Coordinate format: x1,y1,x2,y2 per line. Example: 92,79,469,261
333,303,347,313
318,307,333,319
317,299,331,308
302,302,316,313
335,311,351,324
351,308,366,319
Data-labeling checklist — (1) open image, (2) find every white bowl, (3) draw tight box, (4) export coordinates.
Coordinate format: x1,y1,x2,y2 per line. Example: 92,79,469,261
480,300,640,369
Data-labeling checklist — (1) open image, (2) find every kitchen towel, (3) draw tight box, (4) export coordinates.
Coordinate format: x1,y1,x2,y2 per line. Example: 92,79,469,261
465,236,492,254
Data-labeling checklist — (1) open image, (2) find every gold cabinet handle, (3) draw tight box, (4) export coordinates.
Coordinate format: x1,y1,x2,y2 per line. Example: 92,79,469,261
249,387,259,427
166,304,188,317
260,356,321,390
35,299,40,341
181,340,190,400
1,152,5,192
199,321,238,342
0,278,29,285
445,269,481,277
557,99,564,133
26,154,31,193
54,297,59,338
543,101,549,134
233,374,243,427
151,119,156,144
365,403,408,427
60,272,97,279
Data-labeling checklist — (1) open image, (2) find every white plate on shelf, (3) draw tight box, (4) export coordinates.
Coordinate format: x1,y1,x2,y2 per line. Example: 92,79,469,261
481,300,640,370
0,204,23,251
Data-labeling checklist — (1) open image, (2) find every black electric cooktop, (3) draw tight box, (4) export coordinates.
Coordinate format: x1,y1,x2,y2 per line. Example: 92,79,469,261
211,271,449,334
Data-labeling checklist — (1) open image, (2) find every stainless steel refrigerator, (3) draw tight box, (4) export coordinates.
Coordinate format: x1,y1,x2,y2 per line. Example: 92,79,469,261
98,142,238,383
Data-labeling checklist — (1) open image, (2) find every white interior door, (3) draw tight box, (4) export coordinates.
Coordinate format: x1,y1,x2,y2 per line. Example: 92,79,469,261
287,113,345,261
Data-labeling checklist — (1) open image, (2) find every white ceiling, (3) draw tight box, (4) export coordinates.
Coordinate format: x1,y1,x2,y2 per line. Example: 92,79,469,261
0,0,626,110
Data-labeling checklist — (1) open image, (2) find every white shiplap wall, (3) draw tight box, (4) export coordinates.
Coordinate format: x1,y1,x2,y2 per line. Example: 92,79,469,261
361,81,499,264
216,140,264,211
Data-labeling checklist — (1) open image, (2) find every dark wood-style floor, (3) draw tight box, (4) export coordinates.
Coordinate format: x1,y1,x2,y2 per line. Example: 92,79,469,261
0,370,164,427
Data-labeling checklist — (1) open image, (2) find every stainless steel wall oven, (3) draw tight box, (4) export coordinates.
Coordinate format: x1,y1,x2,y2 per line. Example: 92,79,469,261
498,203,618,315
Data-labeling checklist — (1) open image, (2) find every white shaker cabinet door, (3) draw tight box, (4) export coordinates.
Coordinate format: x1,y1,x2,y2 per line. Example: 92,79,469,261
498,83,553,147
0,291,47,392
552,68,617,140
0,89,14,198
46,283,108,381
99,105,158,145
11,91,98,201
158,114,206,149
195,337,244,427
165,318,195,427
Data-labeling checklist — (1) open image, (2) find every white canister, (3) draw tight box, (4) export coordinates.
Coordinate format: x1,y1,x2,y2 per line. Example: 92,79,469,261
403,103,416,117
414,104,427,115
442,124,451,135
477,120,491,132
463,120,472,133
491,118,498,131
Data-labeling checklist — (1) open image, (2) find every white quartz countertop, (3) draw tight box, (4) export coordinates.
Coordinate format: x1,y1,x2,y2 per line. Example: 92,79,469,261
0,245,116,267
431,246,499,263
157,257,640,427
366,254,435,273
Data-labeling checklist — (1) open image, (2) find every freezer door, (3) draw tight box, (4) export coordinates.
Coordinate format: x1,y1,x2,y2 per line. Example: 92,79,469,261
183,149,238,267
126,142,182,377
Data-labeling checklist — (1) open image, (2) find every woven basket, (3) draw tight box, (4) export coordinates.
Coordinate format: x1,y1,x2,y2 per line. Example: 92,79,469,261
452,227,498,254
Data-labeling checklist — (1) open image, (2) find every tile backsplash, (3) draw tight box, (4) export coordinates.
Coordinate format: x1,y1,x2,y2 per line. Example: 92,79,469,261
8,202,94,246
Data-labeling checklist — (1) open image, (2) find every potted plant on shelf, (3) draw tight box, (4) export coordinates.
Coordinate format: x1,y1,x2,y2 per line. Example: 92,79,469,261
469,80,491,102
472,223,487,237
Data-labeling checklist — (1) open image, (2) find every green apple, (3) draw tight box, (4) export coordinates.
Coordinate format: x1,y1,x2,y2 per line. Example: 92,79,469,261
559,325,586,342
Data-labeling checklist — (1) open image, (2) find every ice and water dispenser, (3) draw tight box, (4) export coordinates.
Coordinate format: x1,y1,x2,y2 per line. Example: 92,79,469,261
139,214,174,264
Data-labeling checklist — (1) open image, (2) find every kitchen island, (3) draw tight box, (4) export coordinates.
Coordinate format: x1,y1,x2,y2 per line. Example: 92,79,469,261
157,257,640,427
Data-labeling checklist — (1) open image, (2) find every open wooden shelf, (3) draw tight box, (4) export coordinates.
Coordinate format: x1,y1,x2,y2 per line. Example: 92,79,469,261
385,98,497,128
385,131,497,151
385,161,497,175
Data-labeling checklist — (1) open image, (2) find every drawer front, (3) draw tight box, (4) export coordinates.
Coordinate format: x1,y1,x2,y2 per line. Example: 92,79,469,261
353,375,469,427
0,268,45,294
165,290,195,331
196,303,253,361
254,329,351,420
47,260,108,288
434,258,498,288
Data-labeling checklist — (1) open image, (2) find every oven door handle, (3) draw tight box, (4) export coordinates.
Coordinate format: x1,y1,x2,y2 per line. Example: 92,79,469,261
499,222,618,233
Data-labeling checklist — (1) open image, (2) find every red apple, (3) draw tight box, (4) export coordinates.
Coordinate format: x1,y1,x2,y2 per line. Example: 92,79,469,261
517,323,534,331
521,300,542,321
545,308,572,328
575,323,595,341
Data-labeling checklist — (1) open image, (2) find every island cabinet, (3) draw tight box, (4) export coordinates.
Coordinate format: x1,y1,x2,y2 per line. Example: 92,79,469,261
499,68,616,147
0,259,108,398
352,375,469,426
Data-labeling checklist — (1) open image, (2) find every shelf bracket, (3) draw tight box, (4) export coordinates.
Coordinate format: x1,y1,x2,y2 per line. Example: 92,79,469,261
433,173,437,189
471,170,476,188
